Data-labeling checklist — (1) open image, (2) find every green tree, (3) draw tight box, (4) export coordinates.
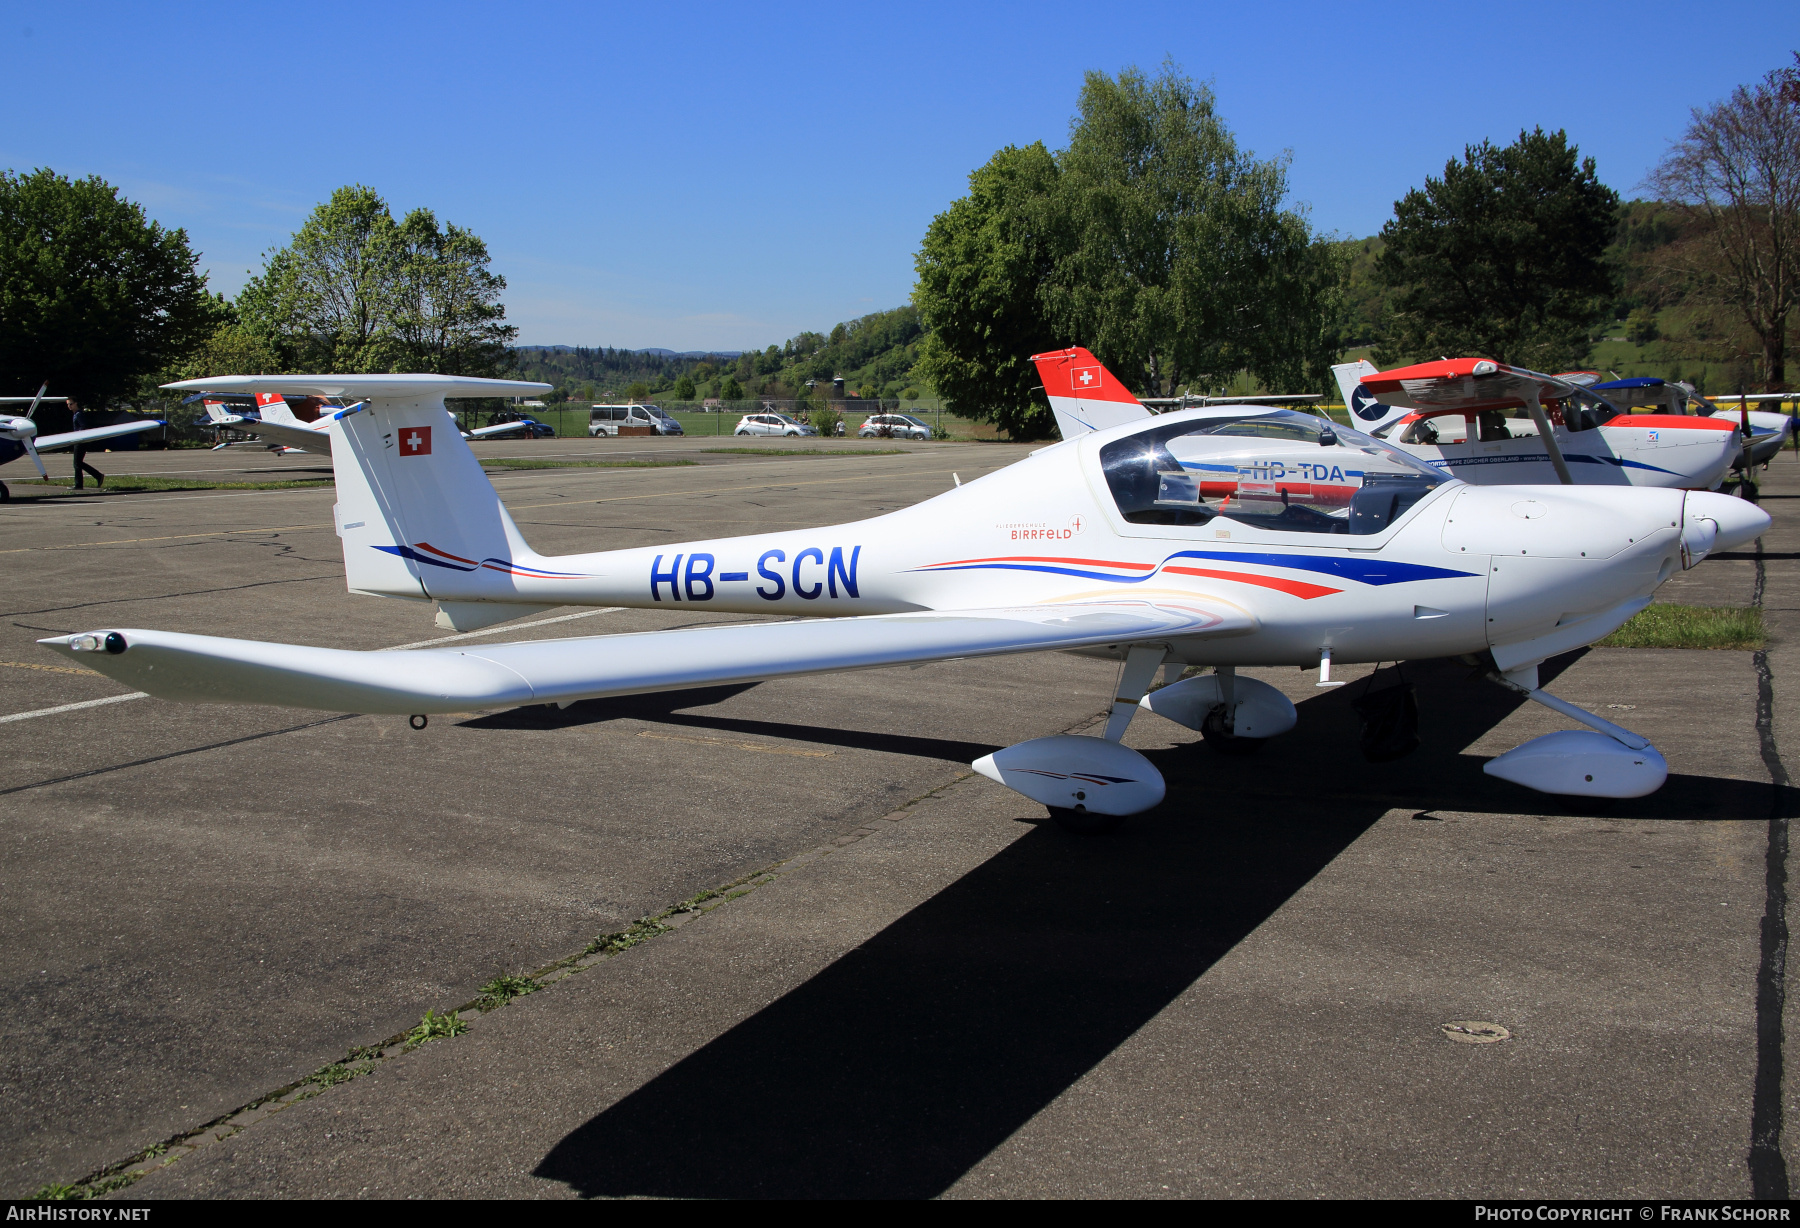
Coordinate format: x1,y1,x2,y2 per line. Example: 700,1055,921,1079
239,185,398,371
914,63,1345,439
388,208,517,375
719,374,744,400
1626,307,1661,345
1375,127,1620,370
913,142,1064,439
672,374,696,400
239,185,515,375
1043,63,1341,396
624,380,650,401
0,168,215,404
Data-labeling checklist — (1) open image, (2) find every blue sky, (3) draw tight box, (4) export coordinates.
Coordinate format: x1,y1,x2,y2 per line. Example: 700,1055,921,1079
5,1,1793,351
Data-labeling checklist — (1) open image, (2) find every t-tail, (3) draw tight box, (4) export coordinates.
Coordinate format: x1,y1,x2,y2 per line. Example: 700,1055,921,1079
1331,360,1408,433
169,375,562,631
1030,347,1152,440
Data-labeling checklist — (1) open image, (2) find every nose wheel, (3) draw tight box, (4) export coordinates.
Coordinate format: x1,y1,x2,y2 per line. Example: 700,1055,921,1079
1047,806,1125,835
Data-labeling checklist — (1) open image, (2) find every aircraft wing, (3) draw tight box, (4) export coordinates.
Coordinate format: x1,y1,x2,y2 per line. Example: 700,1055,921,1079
39,598,1254,715
32,419,166,451
466,420,534,439
1361,358,1575,412
240,419,333,455
1140,395,1323,406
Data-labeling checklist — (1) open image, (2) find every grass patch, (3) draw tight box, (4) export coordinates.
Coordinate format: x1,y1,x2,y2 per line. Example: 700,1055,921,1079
479,458,695,470
1598,603,1764,649
581,916,670,958
700,447,910,456
15,474,332,493
308,1061,374,1089
404,1007,468,1049
476,974,540,1009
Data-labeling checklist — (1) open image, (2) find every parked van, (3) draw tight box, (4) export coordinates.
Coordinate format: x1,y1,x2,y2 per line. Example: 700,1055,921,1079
589,404,684,436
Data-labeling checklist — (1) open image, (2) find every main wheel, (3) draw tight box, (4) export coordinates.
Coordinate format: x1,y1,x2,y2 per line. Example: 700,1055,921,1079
1047,806,1124,835
1200,704,1264,755
736,430,749,436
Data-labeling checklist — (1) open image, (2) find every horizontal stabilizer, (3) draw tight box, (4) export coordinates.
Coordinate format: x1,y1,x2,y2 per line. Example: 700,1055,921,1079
40,599,1253,715
163,374,552,401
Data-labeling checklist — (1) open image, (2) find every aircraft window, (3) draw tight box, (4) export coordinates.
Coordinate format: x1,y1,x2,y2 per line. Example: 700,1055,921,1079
1098,410,1446,536
1556,389,1620,432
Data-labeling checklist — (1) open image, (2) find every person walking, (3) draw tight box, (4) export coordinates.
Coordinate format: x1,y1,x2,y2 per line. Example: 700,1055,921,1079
68,399,105,490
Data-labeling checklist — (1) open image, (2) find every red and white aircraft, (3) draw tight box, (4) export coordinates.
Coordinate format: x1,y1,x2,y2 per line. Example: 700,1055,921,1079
1332,359,1739,491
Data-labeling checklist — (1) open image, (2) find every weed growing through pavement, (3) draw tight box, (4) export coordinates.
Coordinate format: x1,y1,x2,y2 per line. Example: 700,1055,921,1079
477,975,540,1009
582,917,670,958
405,1008,468,1049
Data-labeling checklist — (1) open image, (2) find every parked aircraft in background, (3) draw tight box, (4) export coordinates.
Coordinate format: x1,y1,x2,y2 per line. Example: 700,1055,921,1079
1587,377,1792,480
1332,359,1739,491
1031,346,1323,441
43,371,1768,822
0,386,165,499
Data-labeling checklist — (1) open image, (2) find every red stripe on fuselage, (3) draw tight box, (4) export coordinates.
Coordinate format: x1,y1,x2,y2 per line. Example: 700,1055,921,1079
924,555,1156,571
415,541,480,565
1162,566,1341,599
1606,414,1739,433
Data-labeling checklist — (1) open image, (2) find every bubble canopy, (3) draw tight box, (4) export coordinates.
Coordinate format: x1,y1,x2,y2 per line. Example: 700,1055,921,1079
1098,409,1449,536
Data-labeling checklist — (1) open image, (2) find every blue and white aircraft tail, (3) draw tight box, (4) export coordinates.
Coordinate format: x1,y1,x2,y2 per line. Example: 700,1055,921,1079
1331,360,1409,433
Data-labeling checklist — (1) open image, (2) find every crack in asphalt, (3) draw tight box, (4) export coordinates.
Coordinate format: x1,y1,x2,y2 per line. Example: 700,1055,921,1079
1749,533,1791,1199
0,715,360,798
0,573,342,619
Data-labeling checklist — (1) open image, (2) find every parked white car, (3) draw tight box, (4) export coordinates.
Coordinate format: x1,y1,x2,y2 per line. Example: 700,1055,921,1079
734,412,818,437
590,404,683,436
858,413,931,440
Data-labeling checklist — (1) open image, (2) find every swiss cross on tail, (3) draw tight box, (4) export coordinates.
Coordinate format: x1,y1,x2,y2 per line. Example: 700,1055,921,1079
400,426,432,456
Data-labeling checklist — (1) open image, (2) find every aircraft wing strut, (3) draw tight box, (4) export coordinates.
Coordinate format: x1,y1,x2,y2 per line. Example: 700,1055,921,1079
40,598,1255,715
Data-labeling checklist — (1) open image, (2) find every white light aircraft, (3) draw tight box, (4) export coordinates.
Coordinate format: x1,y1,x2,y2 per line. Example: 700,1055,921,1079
1588,377,1793,479
198,391,541,452
1331,359,1739,491
0,386,166,500
41,371,1770,826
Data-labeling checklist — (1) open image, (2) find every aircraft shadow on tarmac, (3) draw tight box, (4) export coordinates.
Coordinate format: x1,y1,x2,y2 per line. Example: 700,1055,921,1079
532,652,1781,1199
459,683,1006,765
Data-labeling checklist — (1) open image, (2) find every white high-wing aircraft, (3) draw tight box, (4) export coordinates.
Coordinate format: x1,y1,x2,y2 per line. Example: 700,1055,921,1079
42,372,1769,827
0,386,167,500
199,391,540,452
1330,360,1739,490
1587,377,1792,477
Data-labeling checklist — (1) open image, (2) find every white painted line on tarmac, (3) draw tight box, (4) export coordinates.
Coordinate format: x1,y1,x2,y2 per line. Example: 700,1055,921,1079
382,606,625,651
0,692,148,723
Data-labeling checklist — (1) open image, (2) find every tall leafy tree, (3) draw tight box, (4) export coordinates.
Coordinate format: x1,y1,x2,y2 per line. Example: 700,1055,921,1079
0,168,215,405
1044,63,1341,396
913,142,1064,439
914,63,1344,439
1644,55,1800,389
388,208,517,375
1375,128,1619,370
238,186,516,375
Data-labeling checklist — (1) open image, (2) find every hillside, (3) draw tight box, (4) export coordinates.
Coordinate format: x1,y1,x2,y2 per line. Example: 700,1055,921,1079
512,305,925,404
1335,201,1795,392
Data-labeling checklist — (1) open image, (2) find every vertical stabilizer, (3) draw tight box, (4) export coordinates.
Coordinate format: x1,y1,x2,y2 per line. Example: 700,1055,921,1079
1030,347,1152,439
331,399,541,605
1332,360,1408,433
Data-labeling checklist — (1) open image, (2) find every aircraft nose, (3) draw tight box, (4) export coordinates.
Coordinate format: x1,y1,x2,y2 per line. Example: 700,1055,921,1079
1686,490,1771,552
